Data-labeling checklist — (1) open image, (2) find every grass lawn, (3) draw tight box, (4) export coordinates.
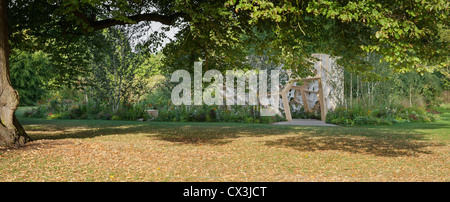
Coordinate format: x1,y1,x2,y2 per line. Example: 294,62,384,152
0,105,449,182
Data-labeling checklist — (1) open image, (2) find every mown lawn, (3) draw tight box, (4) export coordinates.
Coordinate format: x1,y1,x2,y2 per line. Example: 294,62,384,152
0,105,449,182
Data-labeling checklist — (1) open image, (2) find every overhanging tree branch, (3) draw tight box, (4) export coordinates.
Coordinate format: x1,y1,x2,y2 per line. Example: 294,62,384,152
74,11,187,31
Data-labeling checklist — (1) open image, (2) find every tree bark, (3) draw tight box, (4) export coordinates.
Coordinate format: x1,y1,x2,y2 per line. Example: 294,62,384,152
0,0,31,147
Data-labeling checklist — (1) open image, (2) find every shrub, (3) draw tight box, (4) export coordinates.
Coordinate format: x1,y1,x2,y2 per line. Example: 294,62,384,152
47,113,65,120
111,115,121,121
26,107,46,118
24,96,292,124
326,105,439,126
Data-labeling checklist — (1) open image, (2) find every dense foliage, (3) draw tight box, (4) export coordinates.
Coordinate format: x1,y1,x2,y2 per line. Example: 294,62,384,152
9,0,450,126
24,96,286,124
9,51,53,105
326,104,441,126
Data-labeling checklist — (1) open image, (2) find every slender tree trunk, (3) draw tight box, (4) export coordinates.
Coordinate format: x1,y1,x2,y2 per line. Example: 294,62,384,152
409,83,412,107
0,0,31,147
356,74,359,101
367,82,370,106
349,72,352,106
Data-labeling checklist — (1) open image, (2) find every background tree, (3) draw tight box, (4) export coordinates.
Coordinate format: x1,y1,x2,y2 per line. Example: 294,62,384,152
9,51,54,106
86,27,147,114
342,53,447,109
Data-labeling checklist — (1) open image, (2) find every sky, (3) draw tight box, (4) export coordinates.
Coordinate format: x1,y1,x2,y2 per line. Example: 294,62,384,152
129,21,181,53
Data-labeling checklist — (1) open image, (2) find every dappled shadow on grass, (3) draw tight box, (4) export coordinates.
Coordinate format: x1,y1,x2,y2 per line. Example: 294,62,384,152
21,118,294,145
265,134,442,157
148,124,298,145
150,126,238,145
270,126,446,157
17,118,448,157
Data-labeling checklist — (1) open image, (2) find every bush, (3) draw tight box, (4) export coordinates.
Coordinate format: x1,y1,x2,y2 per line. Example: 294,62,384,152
152,104,286,124
24,96,290,124
326,105,439,126
25,107,46,118
111,115,121,121
24,97,150,121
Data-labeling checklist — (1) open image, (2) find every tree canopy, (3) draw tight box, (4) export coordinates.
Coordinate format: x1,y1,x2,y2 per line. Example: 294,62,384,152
9,0,448,77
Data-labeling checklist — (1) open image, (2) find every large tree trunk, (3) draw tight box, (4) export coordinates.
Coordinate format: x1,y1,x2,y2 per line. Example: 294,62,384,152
0,0,31,147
